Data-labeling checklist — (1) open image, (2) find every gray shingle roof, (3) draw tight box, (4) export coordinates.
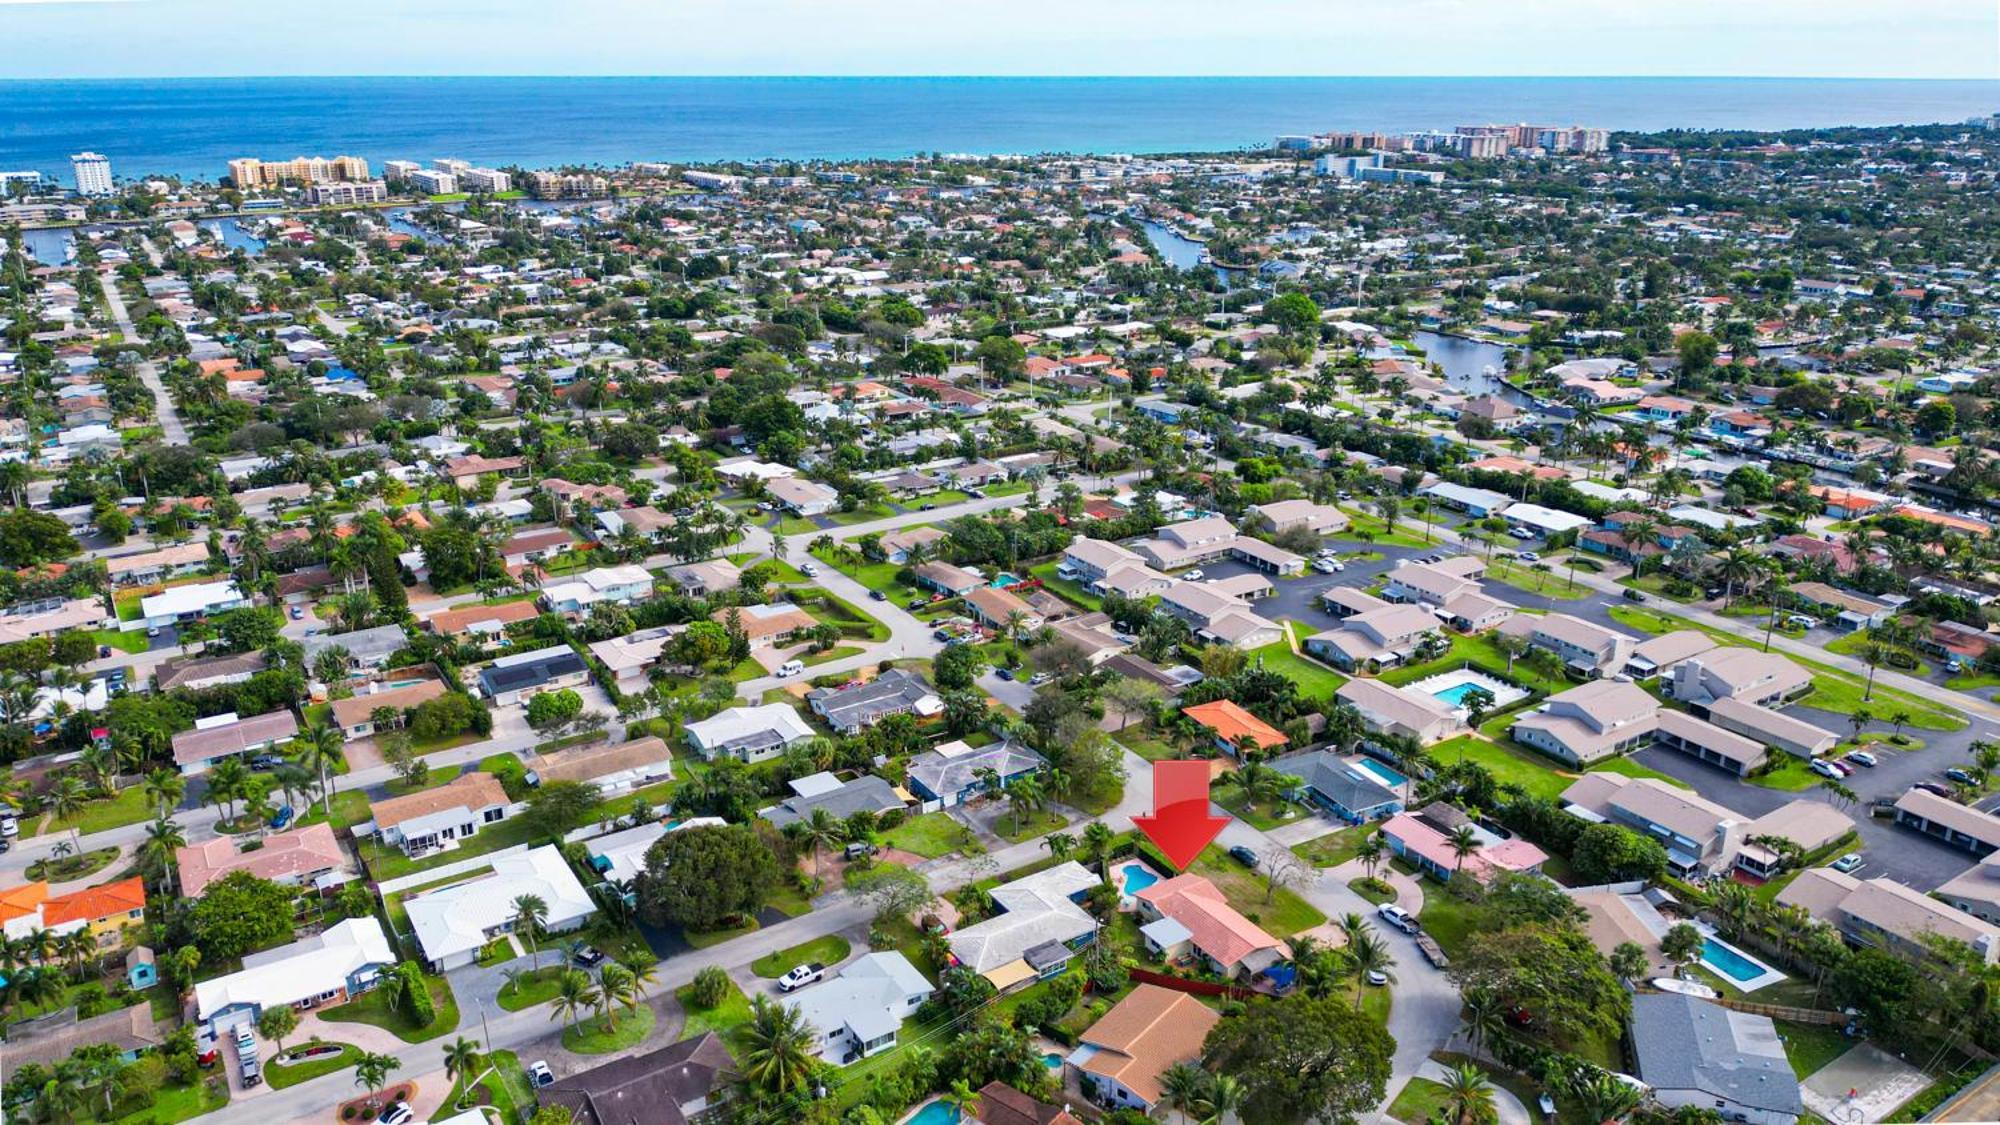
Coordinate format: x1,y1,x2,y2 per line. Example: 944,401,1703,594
1630,993,1803,1116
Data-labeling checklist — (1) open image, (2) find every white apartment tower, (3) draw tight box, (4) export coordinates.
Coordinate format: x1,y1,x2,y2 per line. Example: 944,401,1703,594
70,152,113,197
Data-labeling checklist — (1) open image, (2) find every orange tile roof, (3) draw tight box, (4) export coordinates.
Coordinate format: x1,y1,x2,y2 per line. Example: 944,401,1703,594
1182,699,1288,752
1076,984,1220,1106
42,878,145,926
1136,874,1282,969
0,882,50,926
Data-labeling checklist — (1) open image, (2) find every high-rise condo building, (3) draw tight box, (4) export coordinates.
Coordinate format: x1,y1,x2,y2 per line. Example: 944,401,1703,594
70,152,113,196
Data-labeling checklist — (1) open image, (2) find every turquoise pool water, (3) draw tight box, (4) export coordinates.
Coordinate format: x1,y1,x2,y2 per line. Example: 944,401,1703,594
908,1102,959,1125
1702,937,1763,982
1431,682,1487,706
1120,862,1161,895
1352,759,1408,788
1043,1052,1064,1069
992,573,1024,587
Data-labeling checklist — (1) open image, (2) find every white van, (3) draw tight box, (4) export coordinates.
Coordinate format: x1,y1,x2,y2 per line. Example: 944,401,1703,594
776,660,806,678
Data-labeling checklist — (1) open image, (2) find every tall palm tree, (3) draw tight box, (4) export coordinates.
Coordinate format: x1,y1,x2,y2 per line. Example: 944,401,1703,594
595,962,638,1032
1447,825,1484,873
442,1036,482,1092
512,894,549,972
1345,931,1395,1009
352,1051,401,1106
739,995,818,1094
1161,1061,1208,1125
142,768,186,817
295,720,346,818
941,1078,982,1122
618,952,660,1001
1439,1064,1498,1125
799,807,842,880
45,774,89,854
141,816,187,893
1195,1074,1245,1125
1004,776,1045,837
1082,821,1116,885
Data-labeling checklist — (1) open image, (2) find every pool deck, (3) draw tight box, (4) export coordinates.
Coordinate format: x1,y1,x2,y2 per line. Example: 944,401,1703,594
1620,893,1786,992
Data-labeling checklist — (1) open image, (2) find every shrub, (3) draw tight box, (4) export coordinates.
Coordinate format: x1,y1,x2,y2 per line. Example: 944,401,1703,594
400,963,436,1026
688,965,730,1010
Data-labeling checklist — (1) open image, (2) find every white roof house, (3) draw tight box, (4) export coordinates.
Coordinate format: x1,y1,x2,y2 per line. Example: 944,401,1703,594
540,565,655,613
948,861,1098,988
193,918,395,1030
1501,503,1595,535
140,580,249,625
684,703,818,762
406,846,596,970
781,951,935,1063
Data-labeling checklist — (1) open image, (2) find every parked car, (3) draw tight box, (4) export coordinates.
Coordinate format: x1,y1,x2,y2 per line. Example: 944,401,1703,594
1847,751,1878,768
1508,527,1535,540
869,590,888,601
1377,903,1421,935
776,660,805,678
1915,780,1957,798
290,606,304,620
1809,759,1843,779
800,563,820,577
844,842,877,860
1227,845,1259,869
570,944,606,968
1313,559,1340,574
377,1104,414,1125
249,755,285,771
1831,853,1864,873
995,667,1015,681
1622,588,1646,603
1182,569,1206,581
1948,768,1978,785
268,805,294,831
1517,551,1539,563
777,963,826,992
146,626,161,638
528,1061,554,1088
1365,969,1389,986
1028,672,1053,686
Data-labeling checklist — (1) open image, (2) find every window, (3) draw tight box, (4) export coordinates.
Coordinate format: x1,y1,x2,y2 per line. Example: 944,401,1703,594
484,808,505,823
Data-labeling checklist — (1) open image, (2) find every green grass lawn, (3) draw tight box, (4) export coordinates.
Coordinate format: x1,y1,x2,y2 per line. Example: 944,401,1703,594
320,972,459,1042
1111,727,1180,761
1415,877,1488,956
294,789,371,831
1750,756,1824,791
1485,557,1593,600
1334,510,1432,549
264,1043,359,1090
810,547,909,601
1250,633,1349,699
1589,756,1693,789
1947,671,2000,691
676,977,754,1042
92,629,150,654
997,807,1070,843
1826,630,1932,676
881,810,978,858
1430,735,1573,800
1214,786,1308,832
42,785,154,836
26,846,119,882
751,934,852,978
102,1077,229,1125
495,965,569,1012
804,644,864,667
1188,846,1326,938
1776,1019,1854,1079
1349,877,1396,905
1292,822,1378,869
1027,562,1103,611
561,1004,655,1054
440,1049,532,1123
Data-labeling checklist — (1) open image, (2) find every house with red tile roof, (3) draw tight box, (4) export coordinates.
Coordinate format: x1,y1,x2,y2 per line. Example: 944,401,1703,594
1182,699,1288,757
0,878,147,951
1135,874,1286,981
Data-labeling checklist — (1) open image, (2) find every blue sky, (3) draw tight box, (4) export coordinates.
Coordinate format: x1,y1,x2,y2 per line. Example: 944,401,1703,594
2,0,1995,79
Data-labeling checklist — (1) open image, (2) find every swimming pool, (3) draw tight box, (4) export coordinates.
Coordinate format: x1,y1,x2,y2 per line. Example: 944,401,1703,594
906,1101,959,1125
1408,669,1530,712
1352,758,1408,789
1043,1052,1064,1069
1120,862,1161,896
1701,937,1764,983
991,573,1024,588
1431,682,1485,706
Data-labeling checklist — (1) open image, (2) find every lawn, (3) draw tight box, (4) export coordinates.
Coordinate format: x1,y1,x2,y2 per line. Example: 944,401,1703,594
1349,877,1396,905
1827,630,1932,676
1414,877,1487,956
1111,727,1180,761
1188,846,1326,938
998,807,1070,844
811,547,909,601
104,1077,229,1125
1749,756,1823,791
804,644,864,667
881,810,978,858
1214,786,1308,832
1389,1076,1451,1124
561,1003,655,1054
320,972,459,1042
495,965,569,1012
1027,562,1103,611
26,846,119,882
42,785,154,836
1607,606,1963,731
1250,633,1349,699
1485,557,1592,600
676,977,754,1042
93,629,150,654
751,934,852,978
440,1049,533,1123
801,590,891,643
1430,735,1572,800
295,789,371,831
1946,671,2000,692
265,1043,359,1090
1776,1019,1854,1079
1292,822,1378,869
1334,510,1432,549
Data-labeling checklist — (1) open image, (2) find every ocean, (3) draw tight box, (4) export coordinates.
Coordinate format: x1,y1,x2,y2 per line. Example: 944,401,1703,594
2,76,1997,181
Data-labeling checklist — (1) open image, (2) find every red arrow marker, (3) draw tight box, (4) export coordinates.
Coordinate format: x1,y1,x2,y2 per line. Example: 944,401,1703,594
1133,759,1231,870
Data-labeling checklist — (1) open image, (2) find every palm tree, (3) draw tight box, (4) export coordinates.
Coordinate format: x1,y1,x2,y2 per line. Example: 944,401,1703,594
550,969,598,1029
442,1036,482,1092
352,1051,400,1107
1042,831,1076,861
1439,1064,1498,1125
141,816,187,893
142,768,186,817
595,962,638,1032
1082,821,1116,885
1195,1074,1245,1125
46,774,89,854
1446,825,1483,872
739,995,818,1093
1357,835,1385,881
512,894,549,971
1004,775,1045,837
1567,1071,1644,1124
1160,1062,1208,1125
206,756,250,824
1345,931,1395,1009
619,952,661,1001
941,1078,981,1122
295,719,346,818
799,807,842,880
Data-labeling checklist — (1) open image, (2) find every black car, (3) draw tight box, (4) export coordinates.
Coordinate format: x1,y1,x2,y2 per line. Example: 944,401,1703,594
869,590,888,601
570,944,607,968
1228,845,1259,868
995,667,1015,681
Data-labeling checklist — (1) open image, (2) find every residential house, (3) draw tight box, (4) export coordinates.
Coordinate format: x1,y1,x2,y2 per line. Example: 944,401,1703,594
808,669,943,733
1266,748,1403,823
138,580,250,629
1381,557,1486,607
684,703,817,763
1334,678,1460,745
170,709,299,775
1067,984,1221,1114
1780,868,1998,965
540,565,655,614
405,846,596,970
1135,874,1285,981
424,599,539,639
1247,499,1348,536
665,559,742,598
1666,650,1813,710
1420,482,1512,518
192,918,396,1033
760,771,909,829
330,677,447,738
1304,605,1441,671
1381,802,1547,883
880,527,948,564
1183,699,1288,757
368,771,511,857
1511,679,1655,765
0,877,147,951
906,738,1046,809
1559,773,1742,878
537,1033,737,1125
948,861,1099,991
501,527,577,569
177,822,351,898
1624,631,1719,680
525,737,673,795
596,505,678,543
478,644,590,705
588,625,684,690
782,952,935,1064
302,625,410,674
4,1006,163,1071
970,1082,1084,1125
964,585,1044,635
1499,613,1636,678
1629,993,1802,1125
1896,788,2000,856
767,476,840,516
1652,709,1772,777
105,542,209,586
914,561,985,597
153,650,267,693
1705,696,1837,760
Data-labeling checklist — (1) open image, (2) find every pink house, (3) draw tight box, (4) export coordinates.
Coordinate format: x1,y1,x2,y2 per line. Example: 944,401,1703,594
1380,804,1547,883
1135,874,1286,981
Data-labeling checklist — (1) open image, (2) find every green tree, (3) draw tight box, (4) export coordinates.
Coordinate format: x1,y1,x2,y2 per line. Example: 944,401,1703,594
739,995,818,1094
188,872,296,961
635,823,783,932
1201,995,1393,1125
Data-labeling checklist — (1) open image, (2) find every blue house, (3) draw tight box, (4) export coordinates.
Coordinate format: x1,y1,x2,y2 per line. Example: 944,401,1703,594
125,947,156,990
1137,401,1193,424
1266,749,1403,824
906,739,1046,809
